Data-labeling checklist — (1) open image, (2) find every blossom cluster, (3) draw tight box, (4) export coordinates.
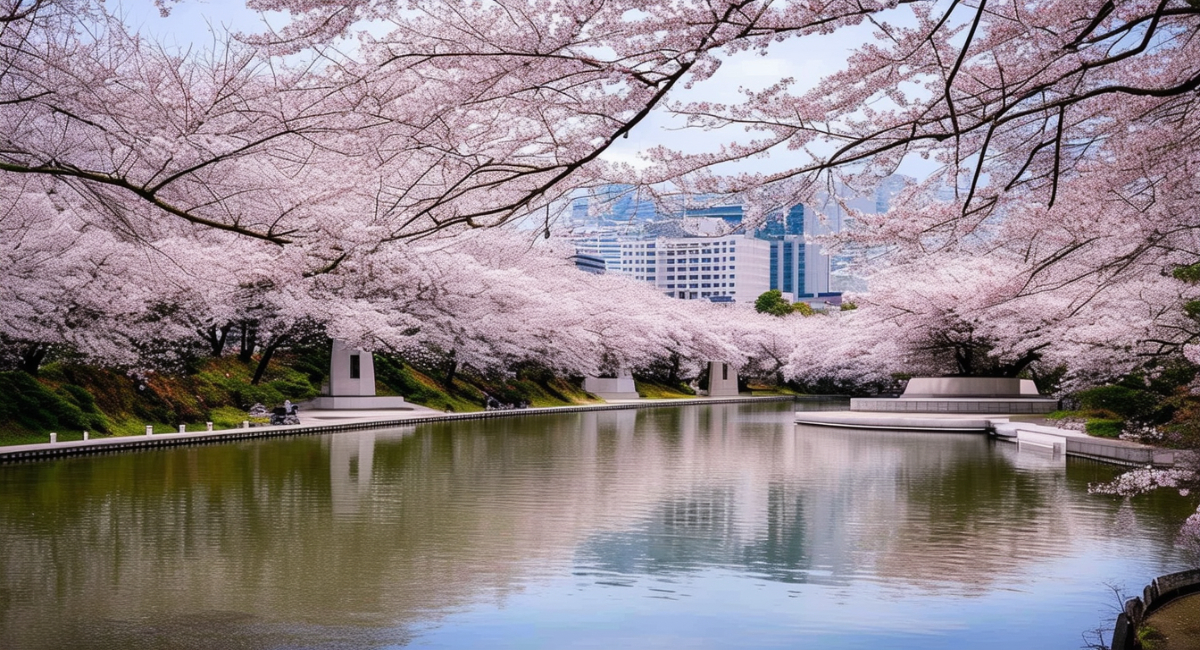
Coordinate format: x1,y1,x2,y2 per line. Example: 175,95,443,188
1088,468,1198,498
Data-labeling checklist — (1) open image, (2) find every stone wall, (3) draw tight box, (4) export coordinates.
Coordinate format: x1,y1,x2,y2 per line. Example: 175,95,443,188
1111,568,1200,650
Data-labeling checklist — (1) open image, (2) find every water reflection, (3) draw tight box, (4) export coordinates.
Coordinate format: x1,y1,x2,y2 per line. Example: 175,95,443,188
0,403,1195,650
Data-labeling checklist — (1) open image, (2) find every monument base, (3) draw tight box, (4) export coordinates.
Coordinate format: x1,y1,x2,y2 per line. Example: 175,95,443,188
309,395,411,410
849,377,1057,414
850,397,1058,414
583,376,640,401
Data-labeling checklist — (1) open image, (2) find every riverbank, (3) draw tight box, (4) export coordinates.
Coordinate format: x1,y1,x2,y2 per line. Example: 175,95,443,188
0,395,796,463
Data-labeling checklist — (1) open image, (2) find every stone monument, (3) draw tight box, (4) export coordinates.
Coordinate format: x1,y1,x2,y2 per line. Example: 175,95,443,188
707,362,740,397
310,340,409,410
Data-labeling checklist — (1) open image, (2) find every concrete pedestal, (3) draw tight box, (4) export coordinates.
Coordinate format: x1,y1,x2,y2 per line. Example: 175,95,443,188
584,369,640,400
310,395,410,410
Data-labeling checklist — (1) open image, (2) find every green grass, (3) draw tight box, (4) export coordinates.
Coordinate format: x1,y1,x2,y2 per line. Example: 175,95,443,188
634,380,696,399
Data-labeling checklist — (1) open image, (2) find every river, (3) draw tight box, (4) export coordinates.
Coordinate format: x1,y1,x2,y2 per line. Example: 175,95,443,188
1,401,1196,649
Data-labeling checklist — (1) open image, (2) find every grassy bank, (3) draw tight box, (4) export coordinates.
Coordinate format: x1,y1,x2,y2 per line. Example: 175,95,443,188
0,352,602,446
0,347,808,447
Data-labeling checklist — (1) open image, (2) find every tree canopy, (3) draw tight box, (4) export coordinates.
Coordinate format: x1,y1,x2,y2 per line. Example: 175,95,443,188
4,0,1200,391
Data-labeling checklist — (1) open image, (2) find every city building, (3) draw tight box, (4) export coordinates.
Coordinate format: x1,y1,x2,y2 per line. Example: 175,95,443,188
569,184,659,229
617,235,771,303
682,204,744,229
571,230,625,273
767,236,806,297
569,253,607,274
568,183,937,303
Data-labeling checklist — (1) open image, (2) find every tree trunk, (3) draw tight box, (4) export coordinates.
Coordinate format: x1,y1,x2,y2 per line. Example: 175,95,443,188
202,323,233,357
444,350,458,388
954,345,974,376
250,336,287,385
239,322,257,363
18,344,48,376
995,347,1048,378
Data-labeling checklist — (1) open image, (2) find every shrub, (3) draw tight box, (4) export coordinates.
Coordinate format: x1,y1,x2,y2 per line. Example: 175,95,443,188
0,371,108,435
1086,418,1124,438
1076,385,1161,422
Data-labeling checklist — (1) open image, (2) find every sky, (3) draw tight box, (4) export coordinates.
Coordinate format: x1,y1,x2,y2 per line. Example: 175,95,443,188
113,0,939,182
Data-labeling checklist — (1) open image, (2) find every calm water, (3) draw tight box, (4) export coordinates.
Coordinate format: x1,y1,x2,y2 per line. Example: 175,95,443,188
1,402,1197,650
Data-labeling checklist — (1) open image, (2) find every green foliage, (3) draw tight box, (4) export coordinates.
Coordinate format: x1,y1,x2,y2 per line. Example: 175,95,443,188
1137,623,1164,650
0,371,110,441
840,301,858,311
1085,418,1124,438
754,290,794,317
0,350,602,445
194,357,318,409
1173,263,1200,284
1076,385,1162,422
793,301,815,317
374,355,446,405
1185,299,1200,319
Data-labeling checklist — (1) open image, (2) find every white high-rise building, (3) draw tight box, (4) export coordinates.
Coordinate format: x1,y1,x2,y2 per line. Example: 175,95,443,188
615,235,771,303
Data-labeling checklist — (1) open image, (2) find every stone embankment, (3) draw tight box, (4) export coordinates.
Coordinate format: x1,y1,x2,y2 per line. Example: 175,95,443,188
989,419,1178,467
1112,569,1200,650
795,377,1179,468
0,395,795,464
796,412,1179,467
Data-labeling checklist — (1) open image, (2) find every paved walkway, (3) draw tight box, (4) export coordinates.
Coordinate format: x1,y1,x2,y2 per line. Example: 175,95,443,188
0,395,794,463
1146,593,1200,650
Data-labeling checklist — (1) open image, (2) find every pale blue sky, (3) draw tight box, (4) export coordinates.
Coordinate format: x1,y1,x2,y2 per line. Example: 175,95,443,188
113,0,937,181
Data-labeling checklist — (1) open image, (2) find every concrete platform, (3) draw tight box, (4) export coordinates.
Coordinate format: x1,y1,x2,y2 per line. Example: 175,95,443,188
795,411,992,431
795,411,1177,467
299,403,442,424
308,395,411,410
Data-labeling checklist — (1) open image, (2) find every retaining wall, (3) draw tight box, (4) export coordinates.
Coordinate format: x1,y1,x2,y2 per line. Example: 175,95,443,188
1111,568,1200,650
1065,438,1176,468
851,398,1058,414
